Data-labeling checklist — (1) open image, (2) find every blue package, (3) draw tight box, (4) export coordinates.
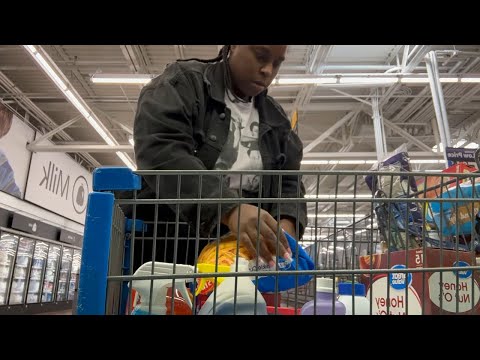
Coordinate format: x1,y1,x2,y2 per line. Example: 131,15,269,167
426,182,480,236
251,231,314,293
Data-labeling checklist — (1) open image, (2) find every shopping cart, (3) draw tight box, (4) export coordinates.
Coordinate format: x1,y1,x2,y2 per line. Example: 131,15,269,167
76,167,480,315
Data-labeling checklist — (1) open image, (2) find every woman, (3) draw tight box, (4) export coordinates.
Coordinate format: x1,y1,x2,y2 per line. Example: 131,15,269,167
132,45,307,267
0,103,21,198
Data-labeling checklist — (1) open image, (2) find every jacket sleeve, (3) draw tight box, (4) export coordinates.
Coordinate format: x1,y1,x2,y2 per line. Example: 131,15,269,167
270,129,308,240
133,63,238,236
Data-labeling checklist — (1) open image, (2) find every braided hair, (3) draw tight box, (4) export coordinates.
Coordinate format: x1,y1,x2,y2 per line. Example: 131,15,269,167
178,45,250,103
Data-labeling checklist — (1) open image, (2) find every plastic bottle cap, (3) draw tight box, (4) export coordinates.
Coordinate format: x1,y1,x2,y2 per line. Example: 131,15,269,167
338,282,366,296
316,277,335,293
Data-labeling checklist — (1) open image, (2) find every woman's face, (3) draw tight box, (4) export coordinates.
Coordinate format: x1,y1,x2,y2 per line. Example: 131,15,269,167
0,104,13,139
228,45,287,99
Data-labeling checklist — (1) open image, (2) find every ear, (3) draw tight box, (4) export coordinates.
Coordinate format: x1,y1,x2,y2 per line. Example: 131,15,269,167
230,45,237,53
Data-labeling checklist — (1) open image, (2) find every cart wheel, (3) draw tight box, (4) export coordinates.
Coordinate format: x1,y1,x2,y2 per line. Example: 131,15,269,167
475,148,480,168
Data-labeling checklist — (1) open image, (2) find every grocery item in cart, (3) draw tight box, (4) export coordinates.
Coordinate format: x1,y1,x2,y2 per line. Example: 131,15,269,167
198,258,268,315
366,150,423,250
130,262,194,315
425,181,480,238
374,189,422,251
300,277,346,315
195,263,231,296
197,231,314,292
419,163,477,199
337,282,371,315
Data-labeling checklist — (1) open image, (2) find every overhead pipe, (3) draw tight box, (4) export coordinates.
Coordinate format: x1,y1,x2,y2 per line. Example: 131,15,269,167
425,51,451,165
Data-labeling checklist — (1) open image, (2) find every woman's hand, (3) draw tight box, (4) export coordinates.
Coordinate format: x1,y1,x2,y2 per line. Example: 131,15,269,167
223,204,292,267
279,218,296,239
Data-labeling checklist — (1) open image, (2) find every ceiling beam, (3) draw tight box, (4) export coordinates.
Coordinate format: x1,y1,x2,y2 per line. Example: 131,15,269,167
51,46,96,98
173,45,185,60
303,110,359,153
120,45,143,73
291,45,333,118
404,45,431,73
29,115,82,146
0,69,101,169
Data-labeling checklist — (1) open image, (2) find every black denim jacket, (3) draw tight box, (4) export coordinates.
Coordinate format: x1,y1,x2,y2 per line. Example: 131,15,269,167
133,59,307,238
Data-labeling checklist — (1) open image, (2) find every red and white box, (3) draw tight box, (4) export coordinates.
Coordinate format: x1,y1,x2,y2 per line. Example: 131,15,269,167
359,248,480,315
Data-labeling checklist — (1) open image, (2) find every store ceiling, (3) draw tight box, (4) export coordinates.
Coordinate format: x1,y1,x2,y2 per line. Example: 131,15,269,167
1,45,480,224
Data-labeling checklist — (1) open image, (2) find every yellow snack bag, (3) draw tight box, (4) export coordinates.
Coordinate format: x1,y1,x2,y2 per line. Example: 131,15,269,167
195,233,252,296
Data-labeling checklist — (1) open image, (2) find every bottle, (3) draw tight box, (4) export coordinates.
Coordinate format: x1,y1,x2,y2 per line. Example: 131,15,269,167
130,262,194,315
337,282,371,315
198,258,268,315
300,277,346,315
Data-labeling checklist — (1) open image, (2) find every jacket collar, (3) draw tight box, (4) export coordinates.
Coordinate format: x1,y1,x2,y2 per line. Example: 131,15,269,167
204,62,288,129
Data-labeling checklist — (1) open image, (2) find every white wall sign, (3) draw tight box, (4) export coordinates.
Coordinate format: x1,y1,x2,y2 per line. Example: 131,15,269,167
0,107,35,199
25,135,92,224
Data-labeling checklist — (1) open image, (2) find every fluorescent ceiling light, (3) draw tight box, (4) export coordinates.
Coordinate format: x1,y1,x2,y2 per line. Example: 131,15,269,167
454,139,468,148
25,45,37,53
128,136,134,146
308,214,366,218
116,152,136,170
410,159,446,164
400,78,430,83
339,77,398,85
92,73,480,86
460,78,480,83
435,140,479,150
24,45,135,170
465,142,479,149
439,78,460,83
338,160,367,165
355,229,368,234
301,160,329,165
91,73,154,85
302,160,372,165
276,77,337,85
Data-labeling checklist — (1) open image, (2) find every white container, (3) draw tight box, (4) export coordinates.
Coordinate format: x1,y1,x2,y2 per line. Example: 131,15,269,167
130,262,195,315
198,258,267,315
337,282,371,315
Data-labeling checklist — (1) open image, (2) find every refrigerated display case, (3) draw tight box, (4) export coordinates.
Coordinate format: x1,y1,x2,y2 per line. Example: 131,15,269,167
41,245,61,303
9,237,35,305
0,209,83,314
26,241,49,304
56,248,73,301
0,233,19,305
68,249,81,301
